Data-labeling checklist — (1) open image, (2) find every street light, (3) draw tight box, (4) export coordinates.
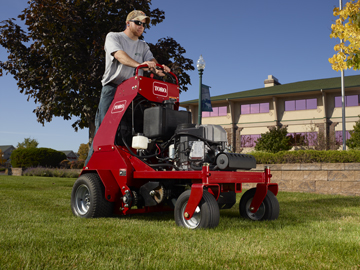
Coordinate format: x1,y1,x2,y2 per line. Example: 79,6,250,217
339,0,346,150
197,55,206,125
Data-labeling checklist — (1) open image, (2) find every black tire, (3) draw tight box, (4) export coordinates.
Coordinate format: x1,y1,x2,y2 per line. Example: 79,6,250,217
174,190,220,229
239,188,279,221
71,173,114,218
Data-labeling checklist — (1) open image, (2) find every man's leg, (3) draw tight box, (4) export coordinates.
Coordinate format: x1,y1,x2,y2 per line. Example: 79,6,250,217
84,84,117,166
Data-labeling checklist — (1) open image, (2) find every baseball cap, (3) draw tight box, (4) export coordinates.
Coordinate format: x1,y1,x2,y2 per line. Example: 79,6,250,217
126,10,150,24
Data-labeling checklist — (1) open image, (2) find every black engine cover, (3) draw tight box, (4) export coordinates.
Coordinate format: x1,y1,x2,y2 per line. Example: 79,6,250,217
143,107,191,140
216,153,256,171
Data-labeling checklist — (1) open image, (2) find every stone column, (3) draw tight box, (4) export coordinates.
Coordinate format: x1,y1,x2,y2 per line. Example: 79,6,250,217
272,97,280,126
189,105,196,124
329,122,339,150
315,123,326,150
224,127,233,151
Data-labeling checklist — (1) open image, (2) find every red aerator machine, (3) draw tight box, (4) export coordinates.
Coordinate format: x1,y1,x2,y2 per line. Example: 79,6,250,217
71,64,279,229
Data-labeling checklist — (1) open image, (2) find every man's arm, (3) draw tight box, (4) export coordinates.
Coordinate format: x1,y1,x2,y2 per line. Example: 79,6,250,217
113,50,156,69
113,50,170,75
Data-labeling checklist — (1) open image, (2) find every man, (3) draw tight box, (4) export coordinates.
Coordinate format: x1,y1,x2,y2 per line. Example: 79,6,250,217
85,10,170,166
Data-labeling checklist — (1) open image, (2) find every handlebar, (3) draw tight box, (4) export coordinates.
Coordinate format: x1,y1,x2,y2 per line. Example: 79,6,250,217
135,64,179,85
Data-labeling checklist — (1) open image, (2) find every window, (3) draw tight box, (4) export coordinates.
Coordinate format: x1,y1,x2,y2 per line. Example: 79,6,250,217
287,132,318,146
285,100,295,111
335,131,351,143
285,98,317,111
218,106,227,116
250,103,259,114
307,98,317,109
240,134,261,147
335,95,360,107
202,106,227,117
334,97,341,108
241,103,269,114
260,103,270,113
296,99,306,110
210,107,219,117
241,104,250,114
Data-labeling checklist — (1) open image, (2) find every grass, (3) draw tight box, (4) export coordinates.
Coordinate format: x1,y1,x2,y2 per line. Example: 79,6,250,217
0,175,359,270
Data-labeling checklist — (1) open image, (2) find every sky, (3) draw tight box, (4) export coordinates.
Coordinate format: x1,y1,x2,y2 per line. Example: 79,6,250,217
1,0,359,153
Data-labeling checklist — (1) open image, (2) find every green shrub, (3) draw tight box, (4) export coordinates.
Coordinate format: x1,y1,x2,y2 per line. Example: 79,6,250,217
346,115,360,149
16,137,39,149
60,159,71,169
10,148,66,168
250,150,360,164
254,126,292,153
70,159,85,169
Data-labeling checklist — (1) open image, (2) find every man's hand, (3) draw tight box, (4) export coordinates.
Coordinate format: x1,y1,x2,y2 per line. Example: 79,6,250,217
154,64,170,76
141,61,157,69
161,64,171,73
139,61,170,76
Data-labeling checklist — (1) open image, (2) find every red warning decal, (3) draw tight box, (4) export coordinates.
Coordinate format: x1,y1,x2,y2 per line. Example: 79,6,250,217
111,100,127,114
153,82,168,97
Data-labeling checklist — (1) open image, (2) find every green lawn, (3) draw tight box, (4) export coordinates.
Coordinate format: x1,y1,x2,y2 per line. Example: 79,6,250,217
0,175,359,269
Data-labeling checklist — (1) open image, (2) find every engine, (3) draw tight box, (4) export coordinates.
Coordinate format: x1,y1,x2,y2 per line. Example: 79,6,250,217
173,123,226,170
127,99,256,171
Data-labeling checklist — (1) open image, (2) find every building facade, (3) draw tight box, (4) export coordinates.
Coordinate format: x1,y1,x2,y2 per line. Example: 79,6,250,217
0,145,15,163
181,75,360,152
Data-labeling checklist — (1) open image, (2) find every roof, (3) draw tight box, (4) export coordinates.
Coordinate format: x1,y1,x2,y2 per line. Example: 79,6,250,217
180,75,360,105
60,150,77,155
0,145,15,152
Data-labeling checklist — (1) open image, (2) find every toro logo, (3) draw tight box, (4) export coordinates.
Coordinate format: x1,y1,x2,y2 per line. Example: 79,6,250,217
153,82,168,97
111,100,127,114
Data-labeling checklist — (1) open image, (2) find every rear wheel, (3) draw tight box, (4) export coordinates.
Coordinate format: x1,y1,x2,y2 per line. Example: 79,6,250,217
239,188,279,221
71,173,113,218
174,190,220,229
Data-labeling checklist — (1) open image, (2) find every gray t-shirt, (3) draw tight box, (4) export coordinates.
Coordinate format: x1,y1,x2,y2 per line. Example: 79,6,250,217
101,32,154,86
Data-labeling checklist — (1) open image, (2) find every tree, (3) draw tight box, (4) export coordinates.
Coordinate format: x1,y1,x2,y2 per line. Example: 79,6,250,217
77,143,89,160
10,148,66,168
17,137,39,149
346,115,360,149
148,37,194,90
329,0,360,71
0,0,194,143
254,126,292,153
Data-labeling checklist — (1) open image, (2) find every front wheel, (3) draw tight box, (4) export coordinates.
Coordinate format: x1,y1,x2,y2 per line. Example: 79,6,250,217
239,188,279,221
174,190,220,229
71,173,113,218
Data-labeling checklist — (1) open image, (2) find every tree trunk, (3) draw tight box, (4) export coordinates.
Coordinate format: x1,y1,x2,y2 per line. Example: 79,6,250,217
88,120,96,145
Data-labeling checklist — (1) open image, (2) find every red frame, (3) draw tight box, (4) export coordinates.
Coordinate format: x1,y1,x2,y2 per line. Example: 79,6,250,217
82,64,278,219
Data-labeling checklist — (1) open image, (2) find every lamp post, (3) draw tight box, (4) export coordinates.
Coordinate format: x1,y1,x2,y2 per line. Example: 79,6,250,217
339,0,346,150
197,55,206,125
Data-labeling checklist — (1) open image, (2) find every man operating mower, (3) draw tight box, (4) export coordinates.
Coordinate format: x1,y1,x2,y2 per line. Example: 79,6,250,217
85,10,171,165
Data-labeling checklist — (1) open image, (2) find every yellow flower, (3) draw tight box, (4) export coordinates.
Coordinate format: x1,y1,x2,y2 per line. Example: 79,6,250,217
330,0,360,71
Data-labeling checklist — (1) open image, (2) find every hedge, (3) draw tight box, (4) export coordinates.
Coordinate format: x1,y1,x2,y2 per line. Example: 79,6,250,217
250,150,360,164
10,148,66,168
23,167,80,178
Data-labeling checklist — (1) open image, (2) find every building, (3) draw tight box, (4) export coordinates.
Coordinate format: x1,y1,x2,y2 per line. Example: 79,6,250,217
180,75,360,152
0,145,15,163
60,150,78,161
